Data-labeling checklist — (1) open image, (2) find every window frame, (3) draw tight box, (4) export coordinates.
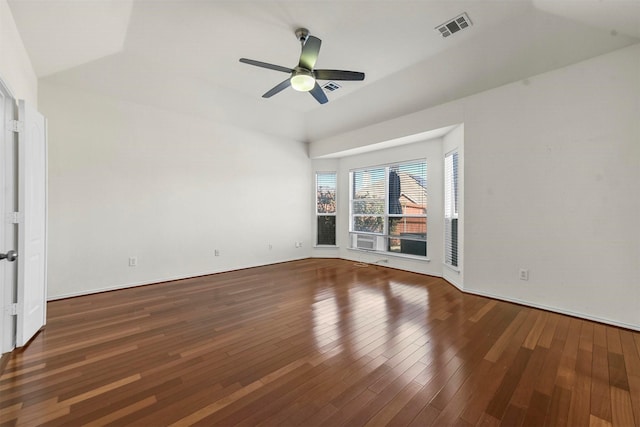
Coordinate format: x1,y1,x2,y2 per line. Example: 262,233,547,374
444,149,459,268
315,171,337,246
349,159,428,258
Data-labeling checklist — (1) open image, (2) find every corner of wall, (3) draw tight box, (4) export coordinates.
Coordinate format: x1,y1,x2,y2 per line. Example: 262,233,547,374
0,0,38,106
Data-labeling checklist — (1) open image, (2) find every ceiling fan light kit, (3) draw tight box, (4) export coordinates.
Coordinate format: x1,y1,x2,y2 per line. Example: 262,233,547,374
239,27,365,104
290,68,315,92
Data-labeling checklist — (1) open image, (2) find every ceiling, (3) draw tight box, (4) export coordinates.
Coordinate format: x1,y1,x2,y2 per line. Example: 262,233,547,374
8,0,640,143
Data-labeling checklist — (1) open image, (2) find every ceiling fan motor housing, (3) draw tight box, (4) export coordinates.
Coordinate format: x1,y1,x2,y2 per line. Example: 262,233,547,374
295,27,310,44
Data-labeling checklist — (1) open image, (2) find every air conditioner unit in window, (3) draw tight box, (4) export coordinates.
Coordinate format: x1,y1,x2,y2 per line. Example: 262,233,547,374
356,234,376,250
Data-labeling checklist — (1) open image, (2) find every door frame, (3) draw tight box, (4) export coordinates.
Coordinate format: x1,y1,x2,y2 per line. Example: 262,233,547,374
0,76,18,354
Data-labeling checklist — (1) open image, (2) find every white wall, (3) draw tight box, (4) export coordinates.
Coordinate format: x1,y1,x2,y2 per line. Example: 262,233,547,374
310,44,640,330
0,0,37,105
40,82,311,299
462,44,640,329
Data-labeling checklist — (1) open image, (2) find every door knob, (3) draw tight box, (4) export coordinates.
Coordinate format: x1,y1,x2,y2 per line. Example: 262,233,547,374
0,250,17,262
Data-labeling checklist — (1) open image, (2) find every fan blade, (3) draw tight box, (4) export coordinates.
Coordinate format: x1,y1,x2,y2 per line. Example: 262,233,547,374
262,79,291,98
309,82,328,104
240,58,292,74
314,69,365,81
299,36,321,70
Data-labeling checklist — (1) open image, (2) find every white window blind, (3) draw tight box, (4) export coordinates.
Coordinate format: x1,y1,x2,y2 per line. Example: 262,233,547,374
350,160,427,257
352,167,385,234
316,172,336,245
444,151,459,267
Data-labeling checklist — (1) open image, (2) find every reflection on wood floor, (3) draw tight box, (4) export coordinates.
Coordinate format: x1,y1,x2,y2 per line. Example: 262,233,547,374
1,258,638,426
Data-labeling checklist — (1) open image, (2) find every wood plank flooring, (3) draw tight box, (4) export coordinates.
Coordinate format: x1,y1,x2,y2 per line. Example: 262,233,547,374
1,258,639,426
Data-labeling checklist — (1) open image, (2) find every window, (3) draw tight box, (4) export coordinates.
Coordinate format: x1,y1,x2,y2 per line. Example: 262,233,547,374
350,160,427,257
316,172,336,245
444,150,459,267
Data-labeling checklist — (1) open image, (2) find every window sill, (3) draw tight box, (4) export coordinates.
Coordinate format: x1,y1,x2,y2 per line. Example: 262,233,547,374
443,263,461,273
347,247,430,262
313,245,339,249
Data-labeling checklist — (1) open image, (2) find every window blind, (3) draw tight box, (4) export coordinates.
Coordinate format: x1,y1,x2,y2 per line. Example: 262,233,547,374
444,151,459,267
352,167,385,233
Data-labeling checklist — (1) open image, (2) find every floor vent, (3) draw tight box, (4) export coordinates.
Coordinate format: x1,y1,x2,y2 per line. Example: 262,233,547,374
322,81,341,92
435,12,472,38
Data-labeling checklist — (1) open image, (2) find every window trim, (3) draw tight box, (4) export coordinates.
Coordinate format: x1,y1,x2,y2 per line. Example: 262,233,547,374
444,149,459,268
315,171,337,247
349,159,428,258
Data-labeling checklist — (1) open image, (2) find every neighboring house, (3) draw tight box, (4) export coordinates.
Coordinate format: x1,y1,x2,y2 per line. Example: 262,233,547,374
354,171,427,255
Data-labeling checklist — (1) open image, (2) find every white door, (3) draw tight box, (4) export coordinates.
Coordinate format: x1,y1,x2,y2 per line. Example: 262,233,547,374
16,100,47,347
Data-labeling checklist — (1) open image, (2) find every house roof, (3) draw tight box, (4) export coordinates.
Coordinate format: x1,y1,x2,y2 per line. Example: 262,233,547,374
398,173,427,208
8,0,640,142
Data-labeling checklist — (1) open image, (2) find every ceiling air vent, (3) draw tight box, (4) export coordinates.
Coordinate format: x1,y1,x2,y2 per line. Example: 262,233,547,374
435,12,472,38
322,81,341,92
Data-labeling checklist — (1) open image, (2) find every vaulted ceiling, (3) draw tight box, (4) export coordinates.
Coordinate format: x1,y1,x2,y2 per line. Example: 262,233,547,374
8,0,640,142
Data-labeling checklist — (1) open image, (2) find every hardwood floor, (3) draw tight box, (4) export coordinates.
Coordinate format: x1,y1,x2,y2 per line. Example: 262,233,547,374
1,258,639,426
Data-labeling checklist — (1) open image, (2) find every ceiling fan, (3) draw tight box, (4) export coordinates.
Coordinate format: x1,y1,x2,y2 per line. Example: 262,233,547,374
239,28,365,105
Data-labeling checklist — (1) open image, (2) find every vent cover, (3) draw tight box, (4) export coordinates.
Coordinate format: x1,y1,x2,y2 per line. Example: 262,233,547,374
435,12,472,38
322,81,341,92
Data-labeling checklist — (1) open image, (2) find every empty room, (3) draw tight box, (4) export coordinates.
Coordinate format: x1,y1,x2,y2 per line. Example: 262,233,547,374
1,1,639,426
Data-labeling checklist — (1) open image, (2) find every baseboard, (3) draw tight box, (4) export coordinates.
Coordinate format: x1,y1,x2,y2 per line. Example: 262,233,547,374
443,273,463,291
0,351,11,377
461,287,640,332
47,256,639,332
47,256,309,301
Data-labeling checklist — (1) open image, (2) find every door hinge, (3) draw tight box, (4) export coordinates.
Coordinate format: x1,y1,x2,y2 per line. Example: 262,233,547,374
8,120,23,133
6,212,22,224
6,303,18,316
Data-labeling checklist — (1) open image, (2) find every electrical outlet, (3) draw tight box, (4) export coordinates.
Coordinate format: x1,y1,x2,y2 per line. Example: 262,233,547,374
128,257,137,267
214,249,220,257
268,244,273,250
519,268,529,281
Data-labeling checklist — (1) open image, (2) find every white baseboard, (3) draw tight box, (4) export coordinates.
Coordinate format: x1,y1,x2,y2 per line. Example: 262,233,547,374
48,256,639,332
461,287,639,332
47,256,308,301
